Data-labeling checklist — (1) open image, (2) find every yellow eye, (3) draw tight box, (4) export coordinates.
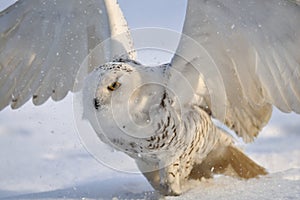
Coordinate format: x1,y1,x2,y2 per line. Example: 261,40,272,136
107,81,121,91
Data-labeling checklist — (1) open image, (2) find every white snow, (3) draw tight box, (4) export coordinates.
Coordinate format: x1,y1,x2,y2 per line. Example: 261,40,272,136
0,0,300,200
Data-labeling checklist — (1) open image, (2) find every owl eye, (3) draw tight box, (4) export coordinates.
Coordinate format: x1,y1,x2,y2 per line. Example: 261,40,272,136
107,81,121,91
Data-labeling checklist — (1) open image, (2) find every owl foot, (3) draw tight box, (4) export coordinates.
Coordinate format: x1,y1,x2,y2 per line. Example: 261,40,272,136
142,170,182,196
138,163,183,196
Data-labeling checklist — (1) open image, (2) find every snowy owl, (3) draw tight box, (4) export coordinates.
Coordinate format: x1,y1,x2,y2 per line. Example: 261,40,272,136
1,0,300,196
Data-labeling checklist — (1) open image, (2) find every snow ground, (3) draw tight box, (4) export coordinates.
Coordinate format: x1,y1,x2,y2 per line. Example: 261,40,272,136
0,1,300,200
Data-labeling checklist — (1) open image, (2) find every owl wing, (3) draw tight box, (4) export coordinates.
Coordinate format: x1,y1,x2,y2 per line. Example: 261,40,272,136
170,0,300,142
0,0,135,110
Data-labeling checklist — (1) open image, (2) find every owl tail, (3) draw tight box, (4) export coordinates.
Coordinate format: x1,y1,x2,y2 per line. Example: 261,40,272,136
189,143,267,180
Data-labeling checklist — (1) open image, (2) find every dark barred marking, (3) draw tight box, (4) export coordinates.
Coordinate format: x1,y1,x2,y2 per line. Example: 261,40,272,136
93,98,100,110
160,143,166,148
97,63,133,72
160,91,167,108
129,142,137,148
169,172,176,178
113,57,142,65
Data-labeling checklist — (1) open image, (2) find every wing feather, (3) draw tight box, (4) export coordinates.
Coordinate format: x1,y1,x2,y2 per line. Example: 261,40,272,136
171,0,300,142
0,0,134,110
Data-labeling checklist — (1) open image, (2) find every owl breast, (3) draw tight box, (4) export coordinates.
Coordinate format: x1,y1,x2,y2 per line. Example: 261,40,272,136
111,89,217,171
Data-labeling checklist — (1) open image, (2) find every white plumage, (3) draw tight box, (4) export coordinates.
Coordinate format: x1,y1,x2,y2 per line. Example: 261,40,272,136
0,0,300,196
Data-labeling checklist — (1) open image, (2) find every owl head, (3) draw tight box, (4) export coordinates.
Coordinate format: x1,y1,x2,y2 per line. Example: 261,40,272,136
81,60,169,146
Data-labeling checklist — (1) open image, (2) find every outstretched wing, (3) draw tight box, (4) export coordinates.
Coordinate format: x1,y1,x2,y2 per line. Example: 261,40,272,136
0,0,135,110
170,0,300,142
